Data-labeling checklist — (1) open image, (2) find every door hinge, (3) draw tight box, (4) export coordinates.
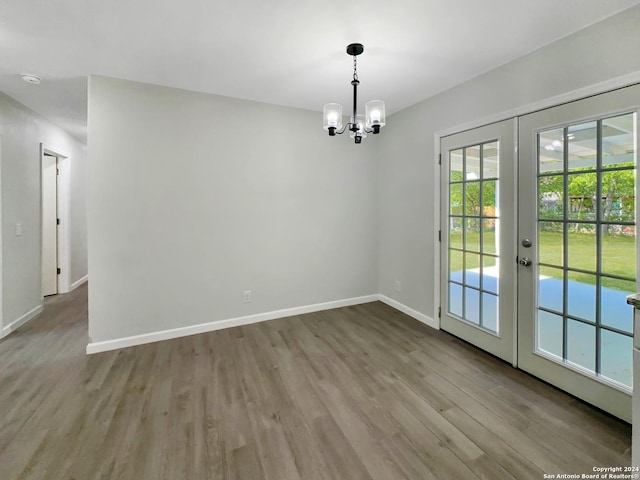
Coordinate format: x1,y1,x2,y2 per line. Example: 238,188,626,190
438,230,441,242
57,268,61,275
56,168,60,176
438,306,441,318
56,218,60,225
438,153,442,165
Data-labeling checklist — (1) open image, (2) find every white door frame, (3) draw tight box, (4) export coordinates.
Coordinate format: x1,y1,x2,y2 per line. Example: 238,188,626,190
0,136,3,329
40,143,71,294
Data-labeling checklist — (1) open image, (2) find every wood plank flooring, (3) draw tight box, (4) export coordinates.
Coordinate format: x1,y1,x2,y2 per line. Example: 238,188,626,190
0,284,632,479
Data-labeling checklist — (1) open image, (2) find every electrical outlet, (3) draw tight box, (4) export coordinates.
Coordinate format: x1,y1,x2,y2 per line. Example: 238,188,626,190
243,290,252,303
395,280,402,292
16,224,22,236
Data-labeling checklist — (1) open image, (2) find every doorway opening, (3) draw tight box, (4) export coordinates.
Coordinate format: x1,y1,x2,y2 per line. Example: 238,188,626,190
40,144,70,297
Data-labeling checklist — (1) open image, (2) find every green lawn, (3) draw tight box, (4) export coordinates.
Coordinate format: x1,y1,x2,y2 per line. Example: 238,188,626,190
449,230,635,290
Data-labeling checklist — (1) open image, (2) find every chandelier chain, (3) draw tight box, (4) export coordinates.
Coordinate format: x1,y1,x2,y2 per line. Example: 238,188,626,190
352,55,358,82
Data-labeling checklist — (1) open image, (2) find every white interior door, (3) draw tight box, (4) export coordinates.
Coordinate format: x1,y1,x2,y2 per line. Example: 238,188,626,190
518,84,640,422
42,152,58,297
440,119,516,364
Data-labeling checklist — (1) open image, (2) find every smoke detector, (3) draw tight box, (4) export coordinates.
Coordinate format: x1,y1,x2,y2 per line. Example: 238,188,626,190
21,74,41,85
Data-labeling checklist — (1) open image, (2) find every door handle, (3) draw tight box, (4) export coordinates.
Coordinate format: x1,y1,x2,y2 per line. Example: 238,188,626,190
519,257,532,267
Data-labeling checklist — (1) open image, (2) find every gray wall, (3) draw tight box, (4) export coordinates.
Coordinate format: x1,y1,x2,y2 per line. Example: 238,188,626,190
377,5,640,320
87,6,640,344
87,76,377,343
0,92,87,331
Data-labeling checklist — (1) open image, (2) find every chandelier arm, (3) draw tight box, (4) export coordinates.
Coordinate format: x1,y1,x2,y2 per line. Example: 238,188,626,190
334,123,350,135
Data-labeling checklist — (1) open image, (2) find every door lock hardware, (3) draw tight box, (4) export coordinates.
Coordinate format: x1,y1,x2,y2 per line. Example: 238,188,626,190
518,257,532,267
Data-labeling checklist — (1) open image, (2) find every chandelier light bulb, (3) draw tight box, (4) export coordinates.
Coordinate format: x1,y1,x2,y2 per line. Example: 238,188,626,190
323,103,343,135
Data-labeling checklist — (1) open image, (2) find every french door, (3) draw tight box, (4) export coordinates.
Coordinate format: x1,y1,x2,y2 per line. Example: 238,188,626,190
440,85,640,421
440,119,516,364
518,85,640,422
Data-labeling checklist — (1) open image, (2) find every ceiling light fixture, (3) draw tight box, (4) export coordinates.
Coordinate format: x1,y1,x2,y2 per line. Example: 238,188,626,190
21,73,41,85
323,43,385,144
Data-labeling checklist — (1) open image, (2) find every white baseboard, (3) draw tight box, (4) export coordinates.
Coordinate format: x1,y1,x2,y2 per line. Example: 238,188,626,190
70,275,88,292
378,295,439,330
86,293,439,355
86,294,379,354
0,304,44,340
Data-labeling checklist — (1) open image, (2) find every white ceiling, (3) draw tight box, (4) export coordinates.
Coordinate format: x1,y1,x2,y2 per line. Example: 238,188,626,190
1,0,639,143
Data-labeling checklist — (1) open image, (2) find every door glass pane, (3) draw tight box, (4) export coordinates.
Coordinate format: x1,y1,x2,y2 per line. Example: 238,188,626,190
465,182,481,215
535,112,636,390
567,274,596,322
539,128,564,174
567,121,597,171
449,218,463,249
601,226,636,278
449,282,463,318
538,310,563,358
450,184,463,215
483,142,499,179
601,330,632,386
482,293,498,334
567,172,596,221
567,224,596,272
567,320,596,372
482,219,497,254
602,171,635,222
602,113,635,169
447,139,502,334
482,255,498,294
539,222,563,266
538,175,564,220
449,250,463,283
465,146,480,179
483,180,497,213
539,266,563,313
450,149,464,181
464,218,480,252
465,253,480,288
601,277,634,334
464,287,480,324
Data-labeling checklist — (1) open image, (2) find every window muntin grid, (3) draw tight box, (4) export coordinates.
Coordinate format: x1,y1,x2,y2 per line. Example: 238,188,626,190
536,112,636,389
448,141,500,334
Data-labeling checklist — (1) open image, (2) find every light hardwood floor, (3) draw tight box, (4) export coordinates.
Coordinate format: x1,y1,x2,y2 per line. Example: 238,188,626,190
0,284,631,479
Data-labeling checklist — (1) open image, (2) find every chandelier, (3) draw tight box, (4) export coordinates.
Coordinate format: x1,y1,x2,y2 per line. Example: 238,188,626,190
323,43,386,144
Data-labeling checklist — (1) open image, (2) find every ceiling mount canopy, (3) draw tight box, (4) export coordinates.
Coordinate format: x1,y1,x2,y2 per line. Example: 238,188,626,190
345,43,364,56
323,43,385,144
